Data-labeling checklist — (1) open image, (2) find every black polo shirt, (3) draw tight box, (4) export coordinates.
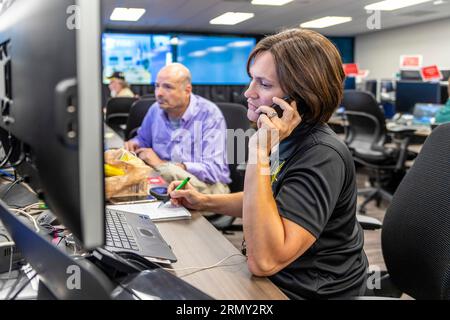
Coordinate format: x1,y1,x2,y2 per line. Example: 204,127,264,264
269,122,368,300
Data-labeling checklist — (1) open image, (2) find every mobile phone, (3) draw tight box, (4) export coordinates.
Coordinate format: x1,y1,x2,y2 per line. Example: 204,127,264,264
271,96,293,118
270,95,308,118
109,194,157,205
150,187,170,202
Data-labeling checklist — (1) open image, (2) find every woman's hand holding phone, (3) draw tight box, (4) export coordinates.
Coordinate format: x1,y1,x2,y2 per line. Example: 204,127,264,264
250,97,302,155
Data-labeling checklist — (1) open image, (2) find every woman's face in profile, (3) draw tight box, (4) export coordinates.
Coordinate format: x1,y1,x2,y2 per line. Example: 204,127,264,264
245,51,285,122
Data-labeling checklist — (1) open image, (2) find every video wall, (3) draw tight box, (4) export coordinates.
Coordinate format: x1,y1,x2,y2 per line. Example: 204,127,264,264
102,33,256,85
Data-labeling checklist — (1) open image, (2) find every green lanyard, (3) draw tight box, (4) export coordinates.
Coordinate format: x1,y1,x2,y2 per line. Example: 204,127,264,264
271,161,285,185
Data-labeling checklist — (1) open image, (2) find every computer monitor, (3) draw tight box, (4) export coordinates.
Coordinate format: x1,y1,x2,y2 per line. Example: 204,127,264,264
0,0,111,299
176,34,256,85
364,80,377,98
380,80,395,93
102,33,173,85
395,81,441,114
400,70,422,81
441,70,450,81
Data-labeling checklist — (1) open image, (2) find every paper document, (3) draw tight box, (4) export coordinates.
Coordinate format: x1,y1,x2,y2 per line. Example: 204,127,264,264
107,202,191,222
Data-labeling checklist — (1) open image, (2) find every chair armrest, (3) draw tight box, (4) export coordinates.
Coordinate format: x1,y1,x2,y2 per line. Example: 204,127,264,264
357,214,382,230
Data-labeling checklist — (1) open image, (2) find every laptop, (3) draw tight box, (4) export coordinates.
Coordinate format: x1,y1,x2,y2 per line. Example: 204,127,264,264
104,207,177,264
412,103,444,126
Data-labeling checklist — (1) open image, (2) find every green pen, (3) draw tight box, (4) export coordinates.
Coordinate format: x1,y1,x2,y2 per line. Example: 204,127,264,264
159,177,190,208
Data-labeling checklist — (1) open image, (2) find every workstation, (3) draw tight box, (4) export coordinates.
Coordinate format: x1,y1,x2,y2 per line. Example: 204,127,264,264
0,0,449,303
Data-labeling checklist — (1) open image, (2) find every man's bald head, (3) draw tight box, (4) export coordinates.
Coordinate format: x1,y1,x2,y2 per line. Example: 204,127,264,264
158,63,192,88
155,63,193,119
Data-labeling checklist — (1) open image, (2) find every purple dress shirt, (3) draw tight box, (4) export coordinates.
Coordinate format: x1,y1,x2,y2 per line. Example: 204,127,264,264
133,94,231,185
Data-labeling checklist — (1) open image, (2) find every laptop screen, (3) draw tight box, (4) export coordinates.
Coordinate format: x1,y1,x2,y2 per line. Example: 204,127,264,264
413,103,444,125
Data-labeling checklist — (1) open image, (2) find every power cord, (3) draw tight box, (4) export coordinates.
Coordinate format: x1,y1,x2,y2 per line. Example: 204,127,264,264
1,177,25,200
8,271,38,300
162,253,247,278
9,208,39,232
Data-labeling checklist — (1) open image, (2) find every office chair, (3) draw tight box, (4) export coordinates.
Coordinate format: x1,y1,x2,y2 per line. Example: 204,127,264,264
105,97,138,139
364,80,378,99
361,123,450,299
210,86,231,103
342,90,413,214
124,98,155,140
206,102,253,231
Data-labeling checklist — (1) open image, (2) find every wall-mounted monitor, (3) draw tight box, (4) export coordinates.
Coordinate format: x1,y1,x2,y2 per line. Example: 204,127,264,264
176,35,256,85
102,33,173,85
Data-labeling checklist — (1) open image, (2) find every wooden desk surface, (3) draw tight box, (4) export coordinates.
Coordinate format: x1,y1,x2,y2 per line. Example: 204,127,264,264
156,213,288,300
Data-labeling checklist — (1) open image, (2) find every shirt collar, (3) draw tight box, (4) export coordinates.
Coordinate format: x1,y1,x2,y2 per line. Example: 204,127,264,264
277,122,316,162
181,94,198,124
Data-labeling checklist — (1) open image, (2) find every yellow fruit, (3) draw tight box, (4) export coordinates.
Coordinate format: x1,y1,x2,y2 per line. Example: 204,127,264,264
105,164,125,177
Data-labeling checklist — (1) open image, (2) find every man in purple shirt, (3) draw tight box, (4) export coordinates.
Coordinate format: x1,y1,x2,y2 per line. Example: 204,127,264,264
125,63,231,194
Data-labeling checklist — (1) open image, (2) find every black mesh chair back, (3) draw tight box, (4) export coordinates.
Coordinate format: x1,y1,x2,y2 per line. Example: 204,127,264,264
208,102,253,230
381,123,450,299
105,97,138,138
342,90,387,155
125,98,155,140
215,102,252,193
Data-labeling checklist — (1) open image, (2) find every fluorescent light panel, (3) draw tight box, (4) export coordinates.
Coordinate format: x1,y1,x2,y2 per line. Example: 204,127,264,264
251,0,294,5
364,0,433,11
300,16,353,28
210,12,254,25
110,8,146,21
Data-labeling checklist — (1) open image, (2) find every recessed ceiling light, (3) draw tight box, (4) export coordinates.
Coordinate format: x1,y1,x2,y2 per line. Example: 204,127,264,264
210,12,255,25
110,8,146,21
365,0,433,11
251,0,294,6
300,16,353,28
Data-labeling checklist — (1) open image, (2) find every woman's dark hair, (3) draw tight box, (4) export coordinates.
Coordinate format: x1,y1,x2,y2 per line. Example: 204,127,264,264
247,28,345,124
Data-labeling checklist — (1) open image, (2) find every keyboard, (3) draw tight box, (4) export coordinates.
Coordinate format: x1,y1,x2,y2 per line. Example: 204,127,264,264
105,209,139,251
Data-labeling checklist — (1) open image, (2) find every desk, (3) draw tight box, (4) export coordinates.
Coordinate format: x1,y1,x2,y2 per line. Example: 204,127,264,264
328,117,432,137
157,213,287,300
102,122,286,299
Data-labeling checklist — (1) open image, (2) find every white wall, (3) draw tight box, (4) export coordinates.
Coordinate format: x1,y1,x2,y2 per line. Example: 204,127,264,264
355,18,450,80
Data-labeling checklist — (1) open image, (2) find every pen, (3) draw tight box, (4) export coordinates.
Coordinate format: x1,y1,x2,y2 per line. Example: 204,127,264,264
158,177,191,208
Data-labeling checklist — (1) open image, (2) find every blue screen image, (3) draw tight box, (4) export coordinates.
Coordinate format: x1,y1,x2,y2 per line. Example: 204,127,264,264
176,35,256,85
102,33,173,85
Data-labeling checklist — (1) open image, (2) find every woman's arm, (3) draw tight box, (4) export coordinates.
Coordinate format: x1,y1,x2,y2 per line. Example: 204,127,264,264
243,150,316,277
168,181,243,217
243,98,316,277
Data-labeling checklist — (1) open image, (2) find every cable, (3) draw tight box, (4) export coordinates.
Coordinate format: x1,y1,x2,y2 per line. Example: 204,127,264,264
0,233,10,241
1,177,25,200
9,208,39,232
8,271,38,300
0,145,13,168
163,253,246,275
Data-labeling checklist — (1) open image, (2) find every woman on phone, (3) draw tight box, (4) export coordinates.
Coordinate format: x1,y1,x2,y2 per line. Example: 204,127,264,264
168,28,368,300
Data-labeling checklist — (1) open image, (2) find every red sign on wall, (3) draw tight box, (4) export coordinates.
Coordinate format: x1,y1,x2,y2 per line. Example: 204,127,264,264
420,65,442,81
400,55,423,70
343,64,359,77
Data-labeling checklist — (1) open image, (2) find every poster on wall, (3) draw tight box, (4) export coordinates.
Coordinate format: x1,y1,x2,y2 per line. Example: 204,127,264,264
400,55,423,70
420,65,442,82
343,63,359,77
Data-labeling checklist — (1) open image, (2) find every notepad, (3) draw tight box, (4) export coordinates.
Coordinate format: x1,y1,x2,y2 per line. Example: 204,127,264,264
106,202,191,222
